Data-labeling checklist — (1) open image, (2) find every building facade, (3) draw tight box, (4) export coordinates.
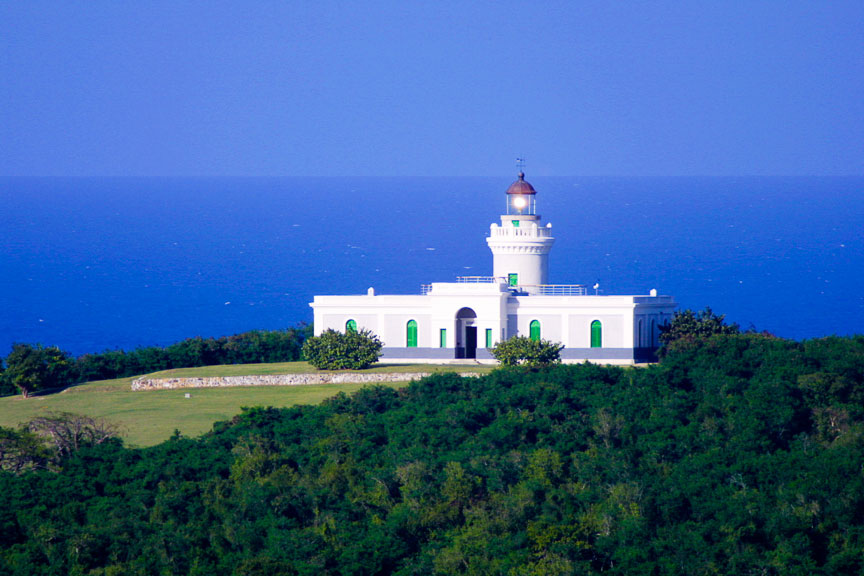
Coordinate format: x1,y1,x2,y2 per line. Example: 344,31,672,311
310,172,676,364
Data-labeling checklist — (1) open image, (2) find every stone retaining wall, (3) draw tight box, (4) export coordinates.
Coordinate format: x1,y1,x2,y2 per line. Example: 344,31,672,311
131,372,481,391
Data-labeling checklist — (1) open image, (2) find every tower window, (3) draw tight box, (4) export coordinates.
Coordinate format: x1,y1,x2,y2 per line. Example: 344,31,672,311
485,328,493,348
512,219,520,228
406,320,418,348
439,328,447,348
346,319,357,333
591,320,602,348
529,320,541,342
508,273,518,287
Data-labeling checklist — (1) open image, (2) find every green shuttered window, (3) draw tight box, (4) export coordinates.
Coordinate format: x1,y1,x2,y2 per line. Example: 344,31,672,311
346,319,357,333
591,320,602,348
439,329,447,348
406,320,418,347
529,320,541,341
485,328,492,348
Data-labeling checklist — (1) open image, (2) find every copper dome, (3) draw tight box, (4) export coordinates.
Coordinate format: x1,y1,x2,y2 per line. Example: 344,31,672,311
506,172,537,195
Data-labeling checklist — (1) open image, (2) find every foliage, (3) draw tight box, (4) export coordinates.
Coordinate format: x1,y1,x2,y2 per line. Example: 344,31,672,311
0,413,119,474
0,334,864,574
0,427,51,473
2,343,72,398
0,326,310,398
25,412,119,459
73,326,309,382
658,306,740,352
0,356,12,398
491,335,564,366
303,328,383,370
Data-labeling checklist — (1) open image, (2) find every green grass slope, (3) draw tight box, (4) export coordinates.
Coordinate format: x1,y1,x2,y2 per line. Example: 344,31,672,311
0,362,493,446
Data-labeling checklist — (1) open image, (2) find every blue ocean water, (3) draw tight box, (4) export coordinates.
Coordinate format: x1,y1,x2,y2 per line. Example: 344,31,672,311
1,176,862,356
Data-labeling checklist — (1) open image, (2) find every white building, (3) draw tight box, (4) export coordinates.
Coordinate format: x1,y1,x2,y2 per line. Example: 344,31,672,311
310,172,676,364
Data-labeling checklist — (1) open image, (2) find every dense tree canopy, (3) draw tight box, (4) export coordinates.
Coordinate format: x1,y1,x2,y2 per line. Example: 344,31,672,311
1,333,864,574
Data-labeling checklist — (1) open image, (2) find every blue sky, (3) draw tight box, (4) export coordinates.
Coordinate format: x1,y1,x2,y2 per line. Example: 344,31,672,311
2,1,863,177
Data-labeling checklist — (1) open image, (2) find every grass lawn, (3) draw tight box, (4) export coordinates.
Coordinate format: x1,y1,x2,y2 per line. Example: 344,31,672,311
0,362,494,447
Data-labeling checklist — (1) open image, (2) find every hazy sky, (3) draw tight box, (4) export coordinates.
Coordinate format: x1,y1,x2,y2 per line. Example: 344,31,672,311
2,1,863,177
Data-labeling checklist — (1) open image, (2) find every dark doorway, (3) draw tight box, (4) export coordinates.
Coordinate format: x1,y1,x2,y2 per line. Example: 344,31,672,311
455,307,478,359
465,326,477,359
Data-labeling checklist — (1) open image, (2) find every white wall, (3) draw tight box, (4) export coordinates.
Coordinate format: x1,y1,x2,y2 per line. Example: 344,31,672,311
311,289,676,357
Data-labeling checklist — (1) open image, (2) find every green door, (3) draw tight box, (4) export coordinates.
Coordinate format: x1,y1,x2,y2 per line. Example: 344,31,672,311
508,273,518,287
407,320,418,347
591,320,602,348
529,320,541,341
485,328,493,348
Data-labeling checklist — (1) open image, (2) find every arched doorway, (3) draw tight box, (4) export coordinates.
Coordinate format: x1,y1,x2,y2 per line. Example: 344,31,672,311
455,307,478,359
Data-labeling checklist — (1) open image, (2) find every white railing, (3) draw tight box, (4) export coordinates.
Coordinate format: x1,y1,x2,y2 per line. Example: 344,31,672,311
456,276,499,283
420,284,432,294
489,226,553,238
522,284,589,296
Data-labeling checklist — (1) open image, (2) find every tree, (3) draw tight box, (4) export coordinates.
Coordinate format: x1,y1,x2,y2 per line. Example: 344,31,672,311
0,426,51,473
491,335,564,367
302,328,383,370
0,354,13,397
3,343,72,398
26,412,119,459
658,307,739,349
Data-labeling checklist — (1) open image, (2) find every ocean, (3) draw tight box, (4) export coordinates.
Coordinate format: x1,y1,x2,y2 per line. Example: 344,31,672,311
1,176,862,356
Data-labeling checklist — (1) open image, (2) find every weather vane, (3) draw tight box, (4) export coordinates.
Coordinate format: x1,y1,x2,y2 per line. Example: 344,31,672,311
516,156,526,173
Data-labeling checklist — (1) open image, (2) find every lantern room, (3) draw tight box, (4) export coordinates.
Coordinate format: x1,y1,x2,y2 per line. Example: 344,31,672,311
505,172,537,216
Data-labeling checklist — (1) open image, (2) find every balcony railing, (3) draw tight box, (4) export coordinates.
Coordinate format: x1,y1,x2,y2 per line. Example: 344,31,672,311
489,226,553,238
421,281,589,295
523,284,589,296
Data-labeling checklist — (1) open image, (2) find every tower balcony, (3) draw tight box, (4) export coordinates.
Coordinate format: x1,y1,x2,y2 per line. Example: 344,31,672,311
489,225,553,238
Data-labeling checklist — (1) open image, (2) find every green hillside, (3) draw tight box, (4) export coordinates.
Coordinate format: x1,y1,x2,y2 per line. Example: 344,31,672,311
0,362,492,446
1,334,864,574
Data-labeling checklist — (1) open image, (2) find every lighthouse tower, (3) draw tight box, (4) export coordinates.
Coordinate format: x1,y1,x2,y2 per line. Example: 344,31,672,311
486,171,555,291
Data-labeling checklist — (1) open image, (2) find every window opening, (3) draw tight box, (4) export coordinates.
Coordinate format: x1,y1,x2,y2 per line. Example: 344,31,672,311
529,320,541,342
591,320,602,348
407,320,418,347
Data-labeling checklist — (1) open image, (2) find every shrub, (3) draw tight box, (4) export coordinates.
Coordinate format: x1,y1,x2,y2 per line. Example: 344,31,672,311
302,328,383,370
658,307,740,357
491,335,563,367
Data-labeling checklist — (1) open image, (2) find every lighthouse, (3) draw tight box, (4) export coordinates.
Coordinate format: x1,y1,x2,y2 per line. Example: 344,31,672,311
486,171,555,291
311,167,676,364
